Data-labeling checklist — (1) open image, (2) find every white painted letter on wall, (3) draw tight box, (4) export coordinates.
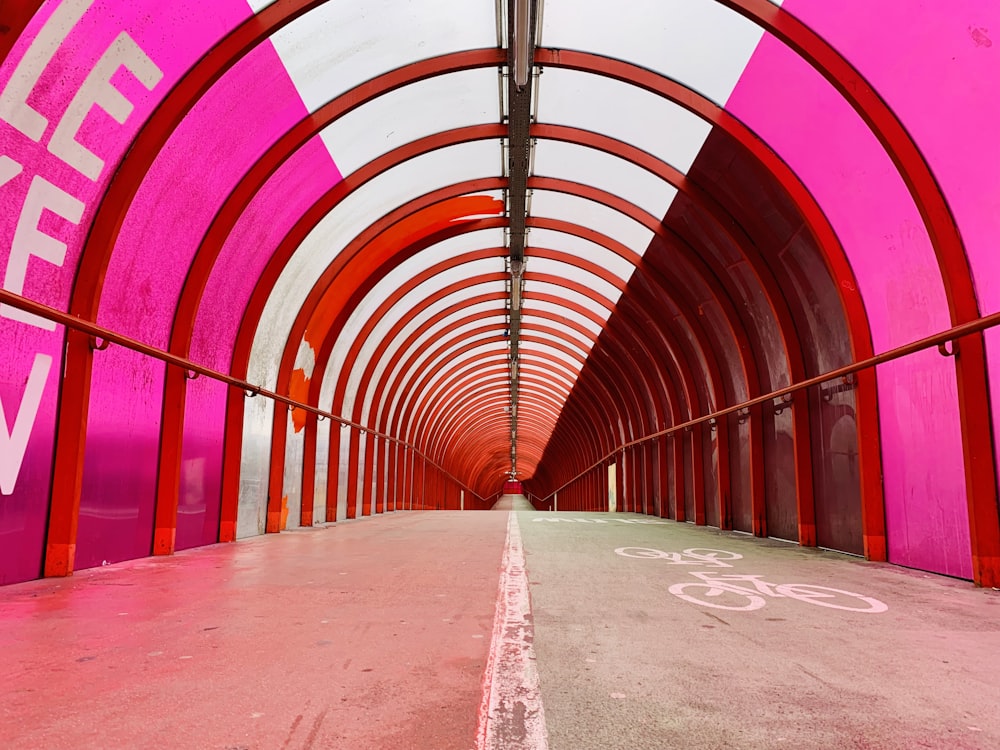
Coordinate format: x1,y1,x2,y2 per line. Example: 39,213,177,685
0,354,52,496
48,31,163,180
0,0,94,140
1,176,85,330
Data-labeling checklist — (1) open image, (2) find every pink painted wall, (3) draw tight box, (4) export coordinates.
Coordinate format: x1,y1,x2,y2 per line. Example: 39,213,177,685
176,375,226,550
1,0,343,576
726,0,999,577
79,39,329,567
0,0,252,581
191,140,342,373
79,40,344,564
783,0,1000,576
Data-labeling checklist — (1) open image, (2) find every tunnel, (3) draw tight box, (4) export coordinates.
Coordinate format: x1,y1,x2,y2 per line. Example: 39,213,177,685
1,1,999,747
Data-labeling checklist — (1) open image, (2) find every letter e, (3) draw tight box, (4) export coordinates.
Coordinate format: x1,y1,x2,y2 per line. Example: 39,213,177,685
48,32,163,181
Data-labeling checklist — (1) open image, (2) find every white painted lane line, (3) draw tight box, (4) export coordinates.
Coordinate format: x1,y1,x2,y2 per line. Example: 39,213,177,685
475,512,548,750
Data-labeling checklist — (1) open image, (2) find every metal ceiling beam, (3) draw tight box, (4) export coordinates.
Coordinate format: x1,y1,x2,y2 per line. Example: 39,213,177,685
506,0,538,478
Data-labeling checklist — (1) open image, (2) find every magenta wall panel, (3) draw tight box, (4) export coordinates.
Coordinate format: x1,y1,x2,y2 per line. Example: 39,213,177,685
103,42,320,346
78,31,341,564
0,0,251,582
784,0,1000,532
191,138,342,373
728,8,974,577
781,1,1000,315
75,348,162,568
175,375,226,551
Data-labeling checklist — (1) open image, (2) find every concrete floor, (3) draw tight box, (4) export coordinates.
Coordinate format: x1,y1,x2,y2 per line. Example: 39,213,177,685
2,506,999,749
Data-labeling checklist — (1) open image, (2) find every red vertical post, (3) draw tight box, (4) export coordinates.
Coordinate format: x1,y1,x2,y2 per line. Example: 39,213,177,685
405,449,414,509
715,418,732,530
427,461,433,510
615,455,625,513
633,446,641,513
362,433,376,516
401,446,411,510
672,436,685,522
44,330,93,576
373,436,384,514
851,369,886,560
656,438,669,518
627,448,637,513
391,444,400,511
631,445,646,513
419,456,427,510
954,334,1000,587
642,440,659,516
266,407,288,534
592,468,598,511
644,441,655,515
218,385,246,541
386,442,398,512
300,412,318,527
407,452,416,509
600,466,606,511
615,451,625,511
424,461,439,510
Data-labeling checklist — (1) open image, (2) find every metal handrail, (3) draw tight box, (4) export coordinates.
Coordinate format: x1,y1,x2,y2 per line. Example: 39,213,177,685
0,288,485,502
538,309,1000,503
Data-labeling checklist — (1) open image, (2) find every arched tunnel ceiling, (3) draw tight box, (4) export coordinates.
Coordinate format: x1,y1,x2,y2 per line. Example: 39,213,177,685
1,0,998,565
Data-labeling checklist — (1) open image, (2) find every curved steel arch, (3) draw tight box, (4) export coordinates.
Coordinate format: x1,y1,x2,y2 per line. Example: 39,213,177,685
221,45,868,536
322,256,507,411
240,189,507,527
387,318,632,482
430,386,568,464
207,42,864,524
390,323,597,461
421,372,569,430
328,247,644,490
335,264,616,452
377,325,615,476
323,282,509,423
302,275,507,523
388,324,616,472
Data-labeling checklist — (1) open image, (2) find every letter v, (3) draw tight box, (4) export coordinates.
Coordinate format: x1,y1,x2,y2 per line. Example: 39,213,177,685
0,155,24,186
1,353,52,495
